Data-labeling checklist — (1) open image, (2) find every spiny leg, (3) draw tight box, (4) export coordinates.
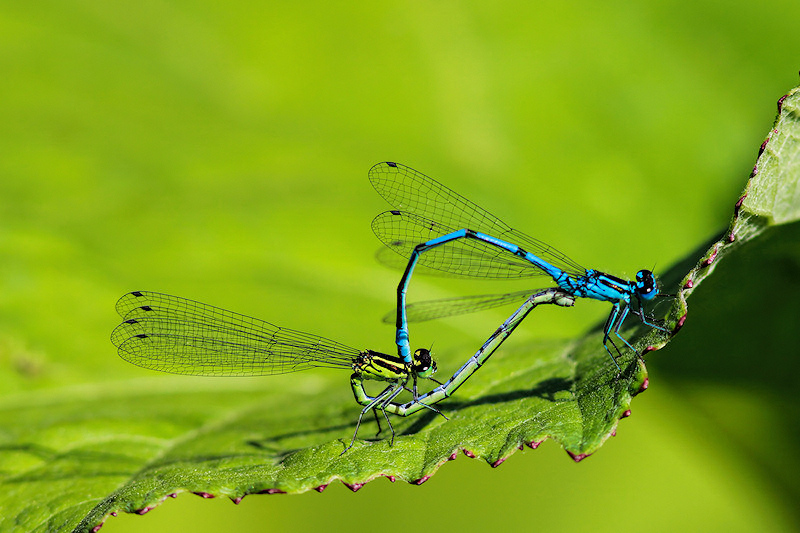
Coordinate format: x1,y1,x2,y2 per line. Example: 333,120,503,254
611,305,648,366
399,388,449,420
375,382,407,445
343,383,399,454
404,379,444,395
377,407,392,439
631,291,671,332
611,305,636,351
602,337,625,376
371,408,383,435
420,400,449,420
602,304,623,372
406,364,447,419
633,307,670,332
401,378,448,419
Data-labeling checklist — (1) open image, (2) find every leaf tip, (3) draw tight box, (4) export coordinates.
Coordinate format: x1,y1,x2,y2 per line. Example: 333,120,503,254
567,451,592,462
734,193,748,216
758,138,769,156
702,245,720,267
777,93,788,113
412,475,431,485
314,484,328,492
192,491,215,499
526,440,543,449
343,482,365,492
462,448,476,458
621,409,632,418
491,457,507,468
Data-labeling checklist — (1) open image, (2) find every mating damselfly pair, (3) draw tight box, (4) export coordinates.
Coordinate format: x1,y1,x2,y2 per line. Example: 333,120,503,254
111,162,667,451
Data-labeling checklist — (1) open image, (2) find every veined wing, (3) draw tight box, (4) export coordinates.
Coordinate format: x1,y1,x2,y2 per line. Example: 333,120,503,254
382,288,542,323
372,211,541,279
369,162,586,278
112,291,359,376
374,244,458,278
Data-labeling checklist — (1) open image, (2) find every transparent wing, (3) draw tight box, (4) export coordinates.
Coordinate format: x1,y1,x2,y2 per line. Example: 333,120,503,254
369,162,586,278
382,288,542,323
112,291,359,376
372,211,540,278
374,244,456,278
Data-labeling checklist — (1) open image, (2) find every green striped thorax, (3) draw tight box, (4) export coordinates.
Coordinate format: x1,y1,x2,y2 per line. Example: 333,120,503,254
352,348,436,381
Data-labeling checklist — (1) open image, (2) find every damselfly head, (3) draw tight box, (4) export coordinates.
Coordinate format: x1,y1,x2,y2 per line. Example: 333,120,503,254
634,269,658,301
412,348,437,378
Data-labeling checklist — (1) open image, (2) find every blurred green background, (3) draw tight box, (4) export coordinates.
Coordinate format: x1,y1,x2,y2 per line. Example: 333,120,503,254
1,1,799,531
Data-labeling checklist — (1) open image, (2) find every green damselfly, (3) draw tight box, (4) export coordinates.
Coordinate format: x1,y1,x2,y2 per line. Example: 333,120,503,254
111,289,572,450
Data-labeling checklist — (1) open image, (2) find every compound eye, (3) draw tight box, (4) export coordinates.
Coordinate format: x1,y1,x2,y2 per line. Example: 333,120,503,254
413,348,431,365
635,269,658,300
413,348,436,377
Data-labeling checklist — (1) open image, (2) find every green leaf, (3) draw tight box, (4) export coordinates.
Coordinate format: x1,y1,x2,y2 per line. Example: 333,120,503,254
1,83,798,532
742,88,800,224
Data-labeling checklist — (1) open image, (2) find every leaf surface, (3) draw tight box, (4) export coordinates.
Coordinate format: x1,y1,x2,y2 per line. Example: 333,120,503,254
1,85,799,533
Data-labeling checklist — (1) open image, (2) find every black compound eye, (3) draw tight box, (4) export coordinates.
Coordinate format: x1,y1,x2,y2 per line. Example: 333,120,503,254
412,348,436,377
413,348,431,368
635,269,658,300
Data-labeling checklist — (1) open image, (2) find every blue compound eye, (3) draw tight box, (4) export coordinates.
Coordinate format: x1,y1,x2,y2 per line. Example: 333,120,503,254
635,270,658,300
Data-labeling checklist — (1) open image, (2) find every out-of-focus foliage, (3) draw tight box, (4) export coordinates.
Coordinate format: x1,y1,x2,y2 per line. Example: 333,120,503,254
1,1,799,532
